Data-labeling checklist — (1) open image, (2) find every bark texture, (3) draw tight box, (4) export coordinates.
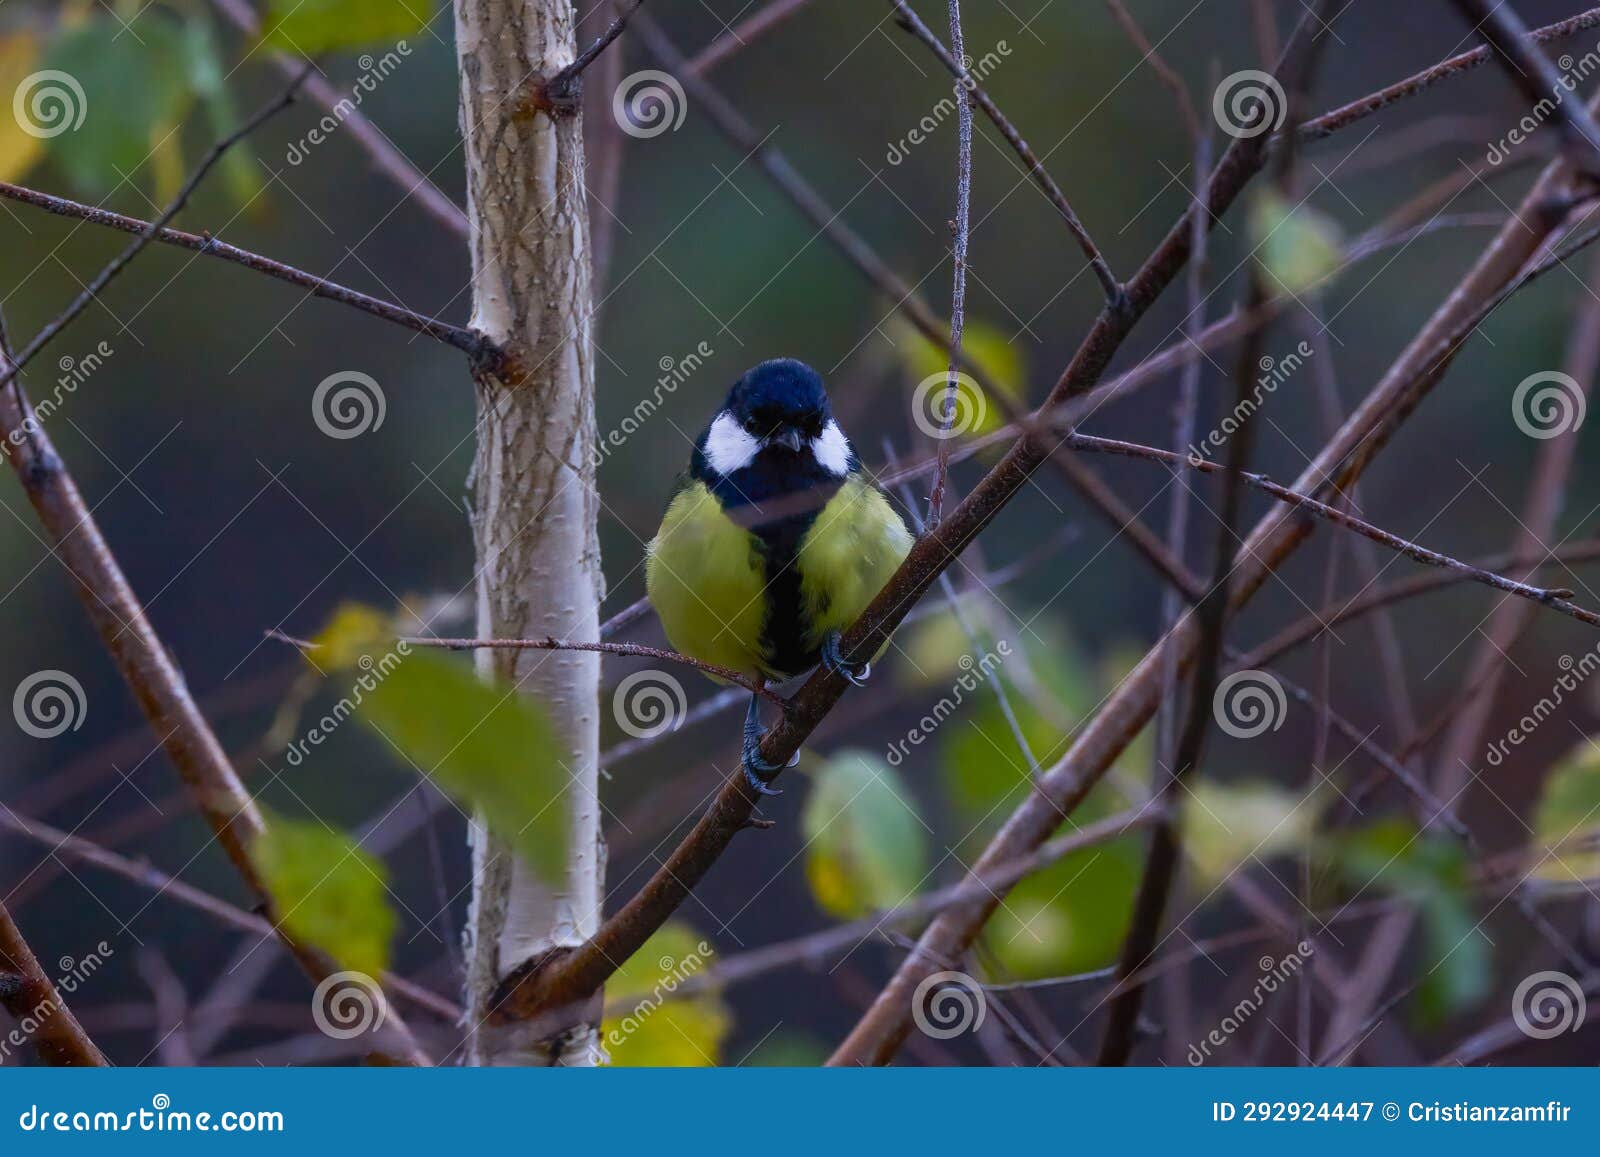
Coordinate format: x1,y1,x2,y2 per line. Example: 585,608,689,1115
453,0,605,1066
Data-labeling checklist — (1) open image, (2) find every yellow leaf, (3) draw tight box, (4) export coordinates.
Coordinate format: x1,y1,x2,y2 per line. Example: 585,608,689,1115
0,35,47,183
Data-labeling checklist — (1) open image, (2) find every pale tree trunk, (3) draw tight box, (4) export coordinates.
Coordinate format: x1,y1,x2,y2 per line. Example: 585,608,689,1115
452,0,605,1066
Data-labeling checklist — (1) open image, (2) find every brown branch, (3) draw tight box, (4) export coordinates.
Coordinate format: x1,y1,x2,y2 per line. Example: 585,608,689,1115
206,0,469,237
1451,0,1600,174
0,63,316,393
0,330,428,1065
0,899,106,1066
890,0,1123,304
397,636,785,705
0,808,459,1023
1297,6,1600,142
0,180,494,368
683,0,816,75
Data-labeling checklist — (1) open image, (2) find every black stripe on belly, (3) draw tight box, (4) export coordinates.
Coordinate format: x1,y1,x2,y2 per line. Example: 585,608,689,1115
724,484,841,680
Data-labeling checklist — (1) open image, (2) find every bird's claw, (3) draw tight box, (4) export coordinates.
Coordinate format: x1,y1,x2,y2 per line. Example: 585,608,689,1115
741,692,786,796
822,630,871,687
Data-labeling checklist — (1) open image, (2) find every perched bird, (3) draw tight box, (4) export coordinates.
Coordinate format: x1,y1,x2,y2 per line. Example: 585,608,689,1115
646,359,913,794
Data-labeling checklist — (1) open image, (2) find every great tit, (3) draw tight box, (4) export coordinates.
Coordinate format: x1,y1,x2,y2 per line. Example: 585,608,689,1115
646,358,913,794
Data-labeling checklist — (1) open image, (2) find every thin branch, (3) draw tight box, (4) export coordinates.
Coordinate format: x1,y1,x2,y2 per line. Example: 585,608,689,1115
683,0,816,75
1451,0,1600,175
0,808,459,1023
890,0,1123,304
525,0,648,115
1297,6,1600,142
928,0,974,525
206,0,469,237
0,63,315,394
396,636,785,705
0,899,106,1066
0,180,494,366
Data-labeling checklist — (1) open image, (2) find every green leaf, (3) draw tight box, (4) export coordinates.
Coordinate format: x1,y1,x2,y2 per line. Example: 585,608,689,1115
803,750,928,919
1530,737,1600,884
183,13,267,212
1333,818,1489,1022
1249,189,1342,295
601,924,729,1067
355,648,571,884
251,814,396,977
1182,779,1320,889
40,18,193,199
262,0,433,55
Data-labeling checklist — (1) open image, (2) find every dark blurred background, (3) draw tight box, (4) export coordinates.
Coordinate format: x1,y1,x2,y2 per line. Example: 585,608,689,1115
2,0,1598,1066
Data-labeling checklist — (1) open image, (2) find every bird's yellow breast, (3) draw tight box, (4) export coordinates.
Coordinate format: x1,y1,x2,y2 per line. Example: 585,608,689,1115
646,476,912,683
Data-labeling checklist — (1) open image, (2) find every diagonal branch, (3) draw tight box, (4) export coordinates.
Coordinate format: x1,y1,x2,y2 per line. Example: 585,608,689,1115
0,899,106,1066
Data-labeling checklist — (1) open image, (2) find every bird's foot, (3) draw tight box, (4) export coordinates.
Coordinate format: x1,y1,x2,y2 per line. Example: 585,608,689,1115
822,630,871,687
741,693,795,796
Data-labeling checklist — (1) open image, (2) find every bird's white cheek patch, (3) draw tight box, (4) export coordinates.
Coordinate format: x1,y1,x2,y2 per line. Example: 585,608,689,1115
704,412,760,474
812,420,851,476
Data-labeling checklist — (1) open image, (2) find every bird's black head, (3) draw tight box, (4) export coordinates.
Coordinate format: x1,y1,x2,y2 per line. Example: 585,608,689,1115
725,358,832,449
692,360,855,496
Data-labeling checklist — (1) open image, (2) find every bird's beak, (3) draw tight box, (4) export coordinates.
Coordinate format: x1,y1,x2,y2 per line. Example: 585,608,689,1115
770,427,806,453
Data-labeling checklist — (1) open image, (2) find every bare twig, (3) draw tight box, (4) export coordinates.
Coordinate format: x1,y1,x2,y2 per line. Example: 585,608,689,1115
0,899,106,1066
683,0,816,75
207,0,469,237
890,0,1122,304
1450,0,1600,174
0,63,317,393
396,635,785,705
0,180,493,365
